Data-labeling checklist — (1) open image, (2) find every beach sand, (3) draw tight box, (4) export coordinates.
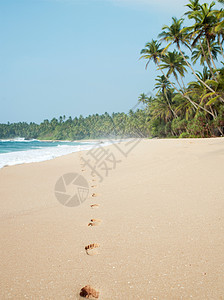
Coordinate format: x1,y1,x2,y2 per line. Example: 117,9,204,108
0,138,224,299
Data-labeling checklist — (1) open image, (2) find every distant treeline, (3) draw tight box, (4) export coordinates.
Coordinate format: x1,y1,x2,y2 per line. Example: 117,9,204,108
0,111,150,140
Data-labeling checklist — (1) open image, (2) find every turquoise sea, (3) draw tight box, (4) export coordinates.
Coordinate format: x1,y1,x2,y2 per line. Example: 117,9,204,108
0,138,98,168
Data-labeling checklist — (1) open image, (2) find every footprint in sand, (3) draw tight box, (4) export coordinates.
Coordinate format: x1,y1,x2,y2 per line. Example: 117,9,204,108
85,243,100,256
80,285,99,299
90,204,99,208
90,203,100,208
88,219,102,226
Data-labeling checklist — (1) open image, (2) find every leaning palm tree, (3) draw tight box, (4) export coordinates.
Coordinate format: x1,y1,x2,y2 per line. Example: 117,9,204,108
205,67,224,102
185,1,218,78
140,40,182,98
149,95,174,123
213,7,224,59
140,39,212,113
186,67,224,134
174,93,195,121
191,38,221,67
159,50,188,91
215,27,224,59
187,2,218,72
140,39,178,94
187,68,212,103
158,16,220,95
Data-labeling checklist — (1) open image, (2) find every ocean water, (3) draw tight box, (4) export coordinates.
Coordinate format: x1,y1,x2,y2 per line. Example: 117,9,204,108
0,138,101,168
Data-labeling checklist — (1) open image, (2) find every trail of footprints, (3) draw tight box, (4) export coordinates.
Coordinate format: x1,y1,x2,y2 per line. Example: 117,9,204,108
80,153,100,299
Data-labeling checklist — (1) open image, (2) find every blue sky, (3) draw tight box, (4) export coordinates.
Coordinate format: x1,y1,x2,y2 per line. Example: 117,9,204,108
0,0,219,123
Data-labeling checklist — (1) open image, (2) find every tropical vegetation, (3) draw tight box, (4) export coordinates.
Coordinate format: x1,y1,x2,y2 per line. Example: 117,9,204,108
0,111,150,140
0,0,223,140
139,0,224,138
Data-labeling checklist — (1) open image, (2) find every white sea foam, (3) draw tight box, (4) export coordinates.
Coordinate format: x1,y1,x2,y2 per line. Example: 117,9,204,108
0,141,112,169
0,138,38,142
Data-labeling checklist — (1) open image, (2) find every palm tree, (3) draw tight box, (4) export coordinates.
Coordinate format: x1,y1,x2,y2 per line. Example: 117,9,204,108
213,8,224,59
185,67,224,135
140,39,164,68
188,2,218,72
149,96,173,123
140,39,179,97
154,75,178,117
158,16,220,95
216,29,224,59
138,93,150,105
174,94,195,121
140,39,208,112
185,1,219,78
187,67,212,102
154,75,171,93
191,38,221,66
159,17,190,49
185,0,200,15
160,50,188,91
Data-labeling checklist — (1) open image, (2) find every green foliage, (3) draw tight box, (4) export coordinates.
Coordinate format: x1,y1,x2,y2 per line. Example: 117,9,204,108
139,0,224,138
0,112,149,140
1,1,224,140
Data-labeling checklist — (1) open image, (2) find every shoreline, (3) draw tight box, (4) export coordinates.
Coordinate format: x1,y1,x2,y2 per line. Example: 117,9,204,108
0,138,128,142
0,136,223,170
0,139,117,169
0,138,224,299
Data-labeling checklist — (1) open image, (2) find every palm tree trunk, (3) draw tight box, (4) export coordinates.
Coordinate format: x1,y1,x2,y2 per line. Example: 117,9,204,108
175,76,185,93
171,129,177,136
164,91,178,118
208,106,223,136
218,127,224,136
177,44,224,103
198,39,217,80
157,63,215,116
218,35,224,59
205,37,218,75
180,76,186,90
158,64,196,108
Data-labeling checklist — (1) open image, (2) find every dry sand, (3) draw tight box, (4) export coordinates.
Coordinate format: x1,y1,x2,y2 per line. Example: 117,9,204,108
0,138,224,299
